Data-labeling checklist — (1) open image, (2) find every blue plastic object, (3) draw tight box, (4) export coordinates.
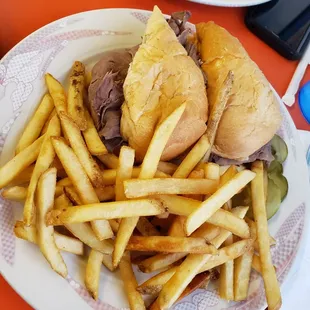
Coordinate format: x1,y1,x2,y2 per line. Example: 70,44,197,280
299,81,310,124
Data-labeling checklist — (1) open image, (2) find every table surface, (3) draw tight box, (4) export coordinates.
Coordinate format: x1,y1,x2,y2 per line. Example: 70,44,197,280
1,0,310,309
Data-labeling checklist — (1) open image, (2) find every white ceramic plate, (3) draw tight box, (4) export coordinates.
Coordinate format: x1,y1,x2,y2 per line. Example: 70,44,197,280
0,8,309,310
188,0,271,7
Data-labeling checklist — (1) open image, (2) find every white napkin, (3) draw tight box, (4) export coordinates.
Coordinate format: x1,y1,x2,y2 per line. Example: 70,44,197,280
282,130,310,310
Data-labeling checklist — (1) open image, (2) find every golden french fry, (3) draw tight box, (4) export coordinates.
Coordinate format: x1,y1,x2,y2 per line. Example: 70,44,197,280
97,153,119,169
138,252,185,273
150,206,248,309
200,239,253,273
94,185,115,202
126,236,217,254
54,194,113,254
136,217,160,236
157,161,177,175
50,157,67,178
158,195,250,238
59,112,105,188
219,233,234,301
138,216,187,273
251,161,281,310
124,178,218,198
0,135,45,189
204,163,220,180
183,169,205,201
201,71,234,162
185,170,256,235
109,219,119,234
36,168,67,277
139,103,186,179
251,254,262,273
85,249,104,300
46,199,165,225
167,216,187,237
51,137,113,240
113,146,136,268
64,186,82,205
68,61,87,131
119,252,146,310
41,109,56,135
24,114,61,225
14,221,83,255
219,165,238,187
82,108,108,156
45,73,66,114
101,254,114,272
16,94,55,154
234,245,254,301
1,186,27,202
7,164,35,187
173,135,210,178
177,272,211,302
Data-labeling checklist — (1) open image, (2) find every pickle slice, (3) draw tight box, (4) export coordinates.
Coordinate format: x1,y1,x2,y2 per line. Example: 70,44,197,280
271,135,288,163
266,178,282,219
268,172,288,202
268,160,283,175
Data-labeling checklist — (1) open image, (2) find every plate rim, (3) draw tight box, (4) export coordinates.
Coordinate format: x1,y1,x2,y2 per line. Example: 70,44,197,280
188,0,272,7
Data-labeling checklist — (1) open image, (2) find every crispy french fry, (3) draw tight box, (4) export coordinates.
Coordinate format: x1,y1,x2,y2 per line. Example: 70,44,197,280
45,73,67,114
101,254,114,272
24,114,61,225
109,219,119,233
46,199,165,225
126,236,217,254
85,249,104,300
234,245,254,301
119,252,146,310
14,221,83,255
167,216,186,237
139,103,186,179
83,109,108,156
0,135,45,189
124,178,218,198
219,233,234,301
113,146,136,268
1,186,27,202
68,61,87,131
54,194,113,254
136,217,160,236
150,206,248,309
185,170,256,235
138,266,178,295
251,161,281,310
41,109,57,135
36,168,67,277
138,253,185,273
200,240,253,273
51,137,113,240
176,272,211,302
204,163,220,180
158,195,250,238
220,165,238,186
183,169,205,201
59,112,105,188
201,71,234,162
15,94,55,153
95,185,115,202
64,186,82,205
173,135,210,178
97,153,119,169
157,161,177,175
7,164,35,187
50,157,67,178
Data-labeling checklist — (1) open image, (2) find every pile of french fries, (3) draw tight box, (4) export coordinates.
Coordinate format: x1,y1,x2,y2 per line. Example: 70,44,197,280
0,63,281,310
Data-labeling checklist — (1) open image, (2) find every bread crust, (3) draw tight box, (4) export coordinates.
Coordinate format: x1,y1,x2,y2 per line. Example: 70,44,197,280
197,22,282,160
